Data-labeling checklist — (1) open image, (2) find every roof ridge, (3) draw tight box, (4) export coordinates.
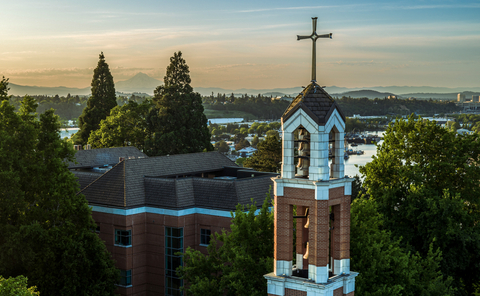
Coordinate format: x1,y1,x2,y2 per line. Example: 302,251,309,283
77,160,125,196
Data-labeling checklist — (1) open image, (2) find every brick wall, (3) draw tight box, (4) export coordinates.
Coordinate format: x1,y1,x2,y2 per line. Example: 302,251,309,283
285,288,307,296
333,287,343,296
92,211,232,296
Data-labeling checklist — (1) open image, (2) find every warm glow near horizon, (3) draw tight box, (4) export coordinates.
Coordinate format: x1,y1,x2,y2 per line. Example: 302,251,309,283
1,0,480,90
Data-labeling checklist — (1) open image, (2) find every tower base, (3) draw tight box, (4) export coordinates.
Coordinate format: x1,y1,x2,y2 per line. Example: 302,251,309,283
265,271,358,296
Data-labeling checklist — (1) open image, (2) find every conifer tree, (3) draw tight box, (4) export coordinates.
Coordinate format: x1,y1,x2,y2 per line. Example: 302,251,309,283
145,51,213,156
76,52,117,145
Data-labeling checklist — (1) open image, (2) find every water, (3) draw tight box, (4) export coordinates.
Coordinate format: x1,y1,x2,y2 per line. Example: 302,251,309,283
208,118,244,124
342,131,384,178
343,142,381,178
60,128,79,139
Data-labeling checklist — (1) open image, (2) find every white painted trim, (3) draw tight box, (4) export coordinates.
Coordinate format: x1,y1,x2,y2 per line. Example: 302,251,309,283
283,109,319,134
90,205,255,218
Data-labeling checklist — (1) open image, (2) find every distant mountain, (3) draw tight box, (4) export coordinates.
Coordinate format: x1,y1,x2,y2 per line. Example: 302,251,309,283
115,72,161,95
331,89,395,99
9,83,90,96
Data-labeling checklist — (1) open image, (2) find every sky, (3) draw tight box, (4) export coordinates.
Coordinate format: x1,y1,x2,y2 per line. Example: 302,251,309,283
1,0,479,90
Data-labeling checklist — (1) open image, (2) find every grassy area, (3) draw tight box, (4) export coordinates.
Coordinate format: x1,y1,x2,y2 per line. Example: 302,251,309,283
203,108,257,121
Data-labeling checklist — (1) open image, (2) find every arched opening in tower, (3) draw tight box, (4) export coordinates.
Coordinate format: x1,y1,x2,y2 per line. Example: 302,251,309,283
294,126,310,178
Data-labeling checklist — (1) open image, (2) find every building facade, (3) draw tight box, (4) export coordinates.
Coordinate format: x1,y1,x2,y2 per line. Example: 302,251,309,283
70,148,276,295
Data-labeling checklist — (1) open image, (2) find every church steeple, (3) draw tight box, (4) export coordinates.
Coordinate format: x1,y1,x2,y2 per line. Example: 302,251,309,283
264,17,358,296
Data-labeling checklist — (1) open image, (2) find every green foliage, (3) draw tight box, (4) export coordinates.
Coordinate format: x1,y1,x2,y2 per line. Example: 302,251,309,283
76,52,117,145
0,77,11,102
145,52,213,156
215,140,230,154
0,275,39,296
88,99,153,150
203,93,289,121
351,198,454,296
359,115,480,295
336,96,459,117
178,194,274,296
235,139,250,151
243,135,281,173
251,135,259,148
0,93,118,295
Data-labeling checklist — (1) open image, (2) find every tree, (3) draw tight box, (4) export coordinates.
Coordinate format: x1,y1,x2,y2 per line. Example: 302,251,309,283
215,140,230,154
0,93,118,295
359,115,480,295
0,275,39,296
178,195,274,296
351,198,454,296
235,139,250,151
243,135,281,173
251,135,259,148
145,51,213,156
88,99,153,150
76,52,117,145
0,76,11,102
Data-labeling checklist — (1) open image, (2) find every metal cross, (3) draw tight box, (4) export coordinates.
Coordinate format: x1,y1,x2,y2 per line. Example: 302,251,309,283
297,17,332,82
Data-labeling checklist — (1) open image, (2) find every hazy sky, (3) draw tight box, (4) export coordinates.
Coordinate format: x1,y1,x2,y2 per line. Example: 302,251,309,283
1,0,479,89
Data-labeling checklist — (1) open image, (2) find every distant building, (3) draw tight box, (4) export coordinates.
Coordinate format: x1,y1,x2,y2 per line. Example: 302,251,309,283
387,95,397,99
473,95,480,102
458,93,466,102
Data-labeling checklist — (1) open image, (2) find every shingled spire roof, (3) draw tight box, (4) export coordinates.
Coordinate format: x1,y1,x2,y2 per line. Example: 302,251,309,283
282,82,345,125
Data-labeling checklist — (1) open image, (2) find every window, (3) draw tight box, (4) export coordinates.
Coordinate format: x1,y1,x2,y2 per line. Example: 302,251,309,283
200,229,211,246
115,229,131,246
95,225,100,233
118,269,132,286
165,227,183,296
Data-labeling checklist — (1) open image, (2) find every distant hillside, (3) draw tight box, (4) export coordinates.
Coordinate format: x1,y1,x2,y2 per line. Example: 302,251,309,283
332,89,395,99
115,72,161,95
9,83,90,96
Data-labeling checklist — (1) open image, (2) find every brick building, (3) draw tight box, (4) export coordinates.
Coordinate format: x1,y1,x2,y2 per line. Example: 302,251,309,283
264,81,358,295
69,147,276,295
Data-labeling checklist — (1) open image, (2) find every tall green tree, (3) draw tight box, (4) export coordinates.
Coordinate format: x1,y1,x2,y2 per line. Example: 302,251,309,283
145,51,213,156
0,91,118,295
243,135,281,173
178,195,274,296
0,76,11,102
360,115,480,295
76,52,117,145
88,99,153,150
351,198,454,296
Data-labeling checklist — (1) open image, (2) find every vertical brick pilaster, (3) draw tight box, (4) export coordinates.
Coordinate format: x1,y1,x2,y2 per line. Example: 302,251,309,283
339,196,350,259
274,196,293,261
312,200,329,266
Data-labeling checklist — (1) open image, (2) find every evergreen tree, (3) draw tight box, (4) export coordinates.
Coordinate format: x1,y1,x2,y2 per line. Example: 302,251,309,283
76,52,117,145
0,76,11,102
0,90,118,295
145,51,213,156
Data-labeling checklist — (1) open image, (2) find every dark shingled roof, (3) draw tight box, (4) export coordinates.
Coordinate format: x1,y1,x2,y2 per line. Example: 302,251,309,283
78,151,266,209
143,176,273,211
282,82,346,125
68,146,147,169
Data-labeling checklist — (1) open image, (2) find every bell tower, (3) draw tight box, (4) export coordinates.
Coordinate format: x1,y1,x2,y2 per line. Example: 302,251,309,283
264,17,358,296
